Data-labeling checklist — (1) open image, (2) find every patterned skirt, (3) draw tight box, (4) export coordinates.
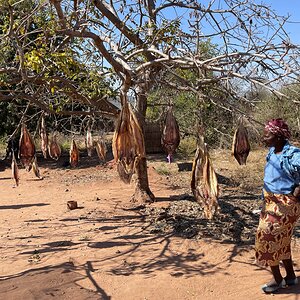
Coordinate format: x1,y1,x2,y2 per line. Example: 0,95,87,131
255,190,300,267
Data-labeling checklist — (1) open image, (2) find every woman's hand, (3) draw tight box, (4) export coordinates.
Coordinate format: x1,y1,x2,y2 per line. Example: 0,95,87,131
293,186,300,200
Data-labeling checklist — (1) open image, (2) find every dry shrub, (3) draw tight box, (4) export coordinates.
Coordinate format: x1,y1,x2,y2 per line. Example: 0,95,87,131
211,148,266,191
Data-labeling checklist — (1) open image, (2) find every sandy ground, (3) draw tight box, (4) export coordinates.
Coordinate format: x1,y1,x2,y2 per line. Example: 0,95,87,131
1,151,300,300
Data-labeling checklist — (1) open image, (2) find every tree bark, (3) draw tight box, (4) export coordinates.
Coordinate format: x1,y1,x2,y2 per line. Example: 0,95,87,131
131,86,155,203
131,156,155,203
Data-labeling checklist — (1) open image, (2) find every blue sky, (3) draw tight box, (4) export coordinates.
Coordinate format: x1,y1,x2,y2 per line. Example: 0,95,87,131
163,1,300,46
262,1,300,44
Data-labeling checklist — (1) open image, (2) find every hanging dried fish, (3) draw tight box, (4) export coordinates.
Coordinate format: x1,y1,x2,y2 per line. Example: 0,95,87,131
40,115,48,159
19,123,36,171
232,119,250,165
48,134,61,160
32,156,42,179
161,106,180,163
70,139,79,168
95,139,107,161
11,152,19,186
86,126,93,157
191,136,219,219
112,96,145,183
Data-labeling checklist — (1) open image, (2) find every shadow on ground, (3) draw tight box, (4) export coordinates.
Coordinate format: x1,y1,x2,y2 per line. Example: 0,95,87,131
0,262,110,299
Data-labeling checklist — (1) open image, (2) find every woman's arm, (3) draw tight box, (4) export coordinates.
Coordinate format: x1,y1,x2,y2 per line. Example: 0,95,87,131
290,149,300,198
293,186,300,199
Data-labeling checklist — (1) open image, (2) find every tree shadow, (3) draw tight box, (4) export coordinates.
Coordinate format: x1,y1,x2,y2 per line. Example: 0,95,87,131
26,178,44,182
24,219,49,223
221,194,260,201
0,177,12,180
35,149,114,171
0,199,264,289
153,196,172,202
20,241,80,255
0,262,111,300
97,225,119,231
88,241,129,248
154,194,193,203
14,235,43,240
217,173,239,187
85,228,221,278
0,203,49,210
109,242,211,277
60,210,233,278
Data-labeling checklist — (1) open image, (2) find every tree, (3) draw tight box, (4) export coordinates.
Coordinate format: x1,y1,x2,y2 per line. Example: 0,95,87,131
1,0,300,202
0,0,117,119
253,82,300,137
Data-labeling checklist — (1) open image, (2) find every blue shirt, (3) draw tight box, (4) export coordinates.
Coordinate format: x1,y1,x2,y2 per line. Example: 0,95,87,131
264,152,295,194
264,142,300,194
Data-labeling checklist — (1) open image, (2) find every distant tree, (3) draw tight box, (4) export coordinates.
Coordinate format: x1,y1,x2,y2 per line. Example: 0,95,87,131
253,82,300,138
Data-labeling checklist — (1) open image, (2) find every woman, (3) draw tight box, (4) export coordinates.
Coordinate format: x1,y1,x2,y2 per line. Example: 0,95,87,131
256,118,300,294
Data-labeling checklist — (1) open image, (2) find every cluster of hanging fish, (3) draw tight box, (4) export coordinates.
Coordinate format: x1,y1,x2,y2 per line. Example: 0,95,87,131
95,139,107,161
48,134,61,160
40,115,48,159
11,151,19,187
45,117,107,168
12,123,42,186
232,117,250,165
112,96,145,184
19,124,36,171
70,139,79,168
11,116,62,186
10,115,109,185
191,135,219,219
86,126,93,157
40,115,62,161
86,125,107,162
161,106,180,163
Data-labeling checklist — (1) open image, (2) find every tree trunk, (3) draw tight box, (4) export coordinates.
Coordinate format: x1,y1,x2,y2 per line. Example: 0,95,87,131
131,87,155,203
131,156,155,203
135,88,148,126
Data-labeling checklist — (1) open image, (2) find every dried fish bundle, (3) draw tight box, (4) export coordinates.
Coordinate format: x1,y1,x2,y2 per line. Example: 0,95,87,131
86,126,93,157
112,98,145,184
191,137,219,219
32,156,42,179
232,120,250,165
95,139,107,161
11,152,19,186
161,106,180,163
19,124,36,171
40,115,48,159
48,135,61,160
69,139,79,168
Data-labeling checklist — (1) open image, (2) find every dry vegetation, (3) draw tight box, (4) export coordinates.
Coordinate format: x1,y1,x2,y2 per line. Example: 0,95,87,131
142,149,266,244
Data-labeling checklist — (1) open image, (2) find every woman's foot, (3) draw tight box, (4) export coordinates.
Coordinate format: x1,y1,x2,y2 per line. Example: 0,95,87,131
261,278,286,294
284,276,298,286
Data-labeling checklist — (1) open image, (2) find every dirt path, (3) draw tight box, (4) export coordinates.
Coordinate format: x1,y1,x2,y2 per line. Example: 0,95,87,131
1,152,300,299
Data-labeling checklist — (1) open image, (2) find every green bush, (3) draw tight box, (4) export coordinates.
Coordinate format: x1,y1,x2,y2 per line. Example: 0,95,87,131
155,163,172,176
177,136,197,159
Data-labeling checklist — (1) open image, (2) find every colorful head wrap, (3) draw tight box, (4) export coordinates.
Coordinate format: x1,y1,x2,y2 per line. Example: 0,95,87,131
265,118,291,140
